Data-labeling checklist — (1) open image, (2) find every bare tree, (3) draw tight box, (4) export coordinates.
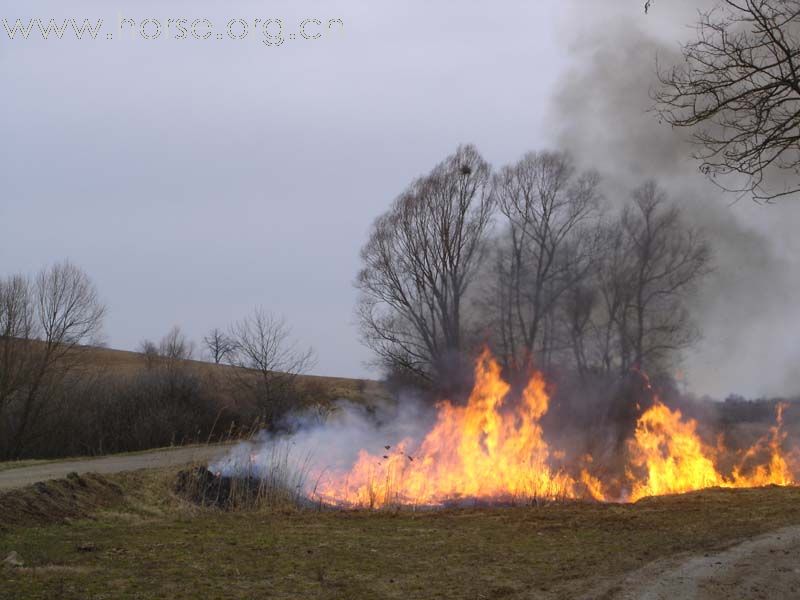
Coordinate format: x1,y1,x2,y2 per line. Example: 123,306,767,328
490,151,602,379
158,326,194,361
616,182,712,373
356,145,494,390
560,280,598,377
592,222,637,375
138,326,194,370
0,262,105,457
228,308,315,425
203,327,235,365
656,1,800,201
35,263,105,352
0,276,36,420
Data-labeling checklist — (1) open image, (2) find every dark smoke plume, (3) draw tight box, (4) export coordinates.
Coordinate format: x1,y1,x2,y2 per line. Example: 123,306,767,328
552,0,800,399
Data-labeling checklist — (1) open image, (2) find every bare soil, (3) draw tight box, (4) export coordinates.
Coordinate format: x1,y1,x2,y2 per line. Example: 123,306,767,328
608,526,800,599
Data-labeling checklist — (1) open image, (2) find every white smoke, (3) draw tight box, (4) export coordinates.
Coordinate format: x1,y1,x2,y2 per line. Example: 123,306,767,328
209,394,435,491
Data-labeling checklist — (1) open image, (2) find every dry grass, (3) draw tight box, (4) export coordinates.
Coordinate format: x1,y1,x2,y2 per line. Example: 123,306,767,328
0,472,125,532
2,468,800,600
70,344,382,407
174,455,312,512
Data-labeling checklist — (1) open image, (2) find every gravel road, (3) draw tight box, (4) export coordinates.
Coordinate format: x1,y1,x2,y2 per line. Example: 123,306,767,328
0,445,231,491
612,525,800,599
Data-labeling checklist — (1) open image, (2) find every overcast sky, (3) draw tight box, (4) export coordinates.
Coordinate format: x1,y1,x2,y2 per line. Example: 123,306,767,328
2,1,799,399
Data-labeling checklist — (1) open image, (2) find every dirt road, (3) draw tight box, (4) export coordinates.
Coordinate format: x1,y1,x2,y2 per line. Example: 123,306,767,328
0,445,231,491
612,525,800,599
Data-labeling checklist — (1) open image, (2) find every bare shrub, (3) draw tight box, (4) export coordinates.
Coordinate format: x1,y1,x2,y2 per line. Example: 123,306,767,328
227,308,316,427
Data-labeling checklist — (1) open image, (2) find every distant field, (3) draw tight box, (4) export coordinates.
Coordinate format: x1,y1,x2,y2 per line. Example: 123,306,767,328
1,468,800,599
71,344,386,407
0,341,388,465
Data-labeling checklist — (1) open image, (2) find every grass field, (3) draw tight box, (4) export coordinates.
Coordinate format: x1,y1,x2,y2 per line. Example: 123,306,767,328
2,468,800,599
72,345,381,403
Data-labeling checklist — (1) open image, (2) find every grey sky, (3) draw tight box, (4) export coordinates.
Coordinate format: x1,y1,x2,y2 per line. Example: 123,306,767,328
2,1,799,399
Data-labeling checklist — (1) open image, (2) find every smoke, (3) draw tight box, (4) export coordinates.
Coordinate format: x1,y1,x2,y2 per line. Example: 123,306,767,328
209,393,436,487
206,1,800,508
551,0,800,399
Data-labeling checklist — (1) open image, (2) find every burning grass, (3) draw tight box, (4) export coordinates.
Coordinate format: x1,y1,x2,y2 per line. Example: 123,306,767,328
212,350,799,509
2,467,800,599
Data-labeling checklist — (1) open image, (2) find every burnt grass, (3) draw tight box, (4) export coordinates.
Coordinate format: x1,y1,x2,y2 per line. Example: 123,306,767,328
173,466,258,509
173,466,315,511
2,469,800,600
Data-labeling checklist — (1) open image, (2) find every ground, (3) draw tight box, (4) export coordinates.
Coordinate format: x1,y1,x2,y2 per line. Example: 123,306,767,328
2,461,800,600
0,444,232,490
615,526,800,599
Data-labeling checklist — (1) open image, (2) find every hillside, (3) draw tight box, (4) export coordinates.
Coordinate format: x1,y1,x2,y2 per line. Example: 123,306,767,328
70,344,387,407
0,341,389,461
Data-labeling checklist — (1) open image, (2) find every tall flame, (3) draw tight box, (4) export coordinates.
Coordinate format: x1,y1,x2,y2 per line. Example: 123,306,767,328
626,402,726,501
731,403,794,488
314,350,582,507
311,350,796,507
625,401,794,501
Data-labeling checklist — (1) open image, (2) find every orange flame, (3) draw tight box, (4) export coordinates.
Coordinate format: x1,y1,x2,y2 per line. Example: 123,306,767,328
626,401,794,501
626,402,726,501
312,350,796,507
731,403,794,488
315,350,584,507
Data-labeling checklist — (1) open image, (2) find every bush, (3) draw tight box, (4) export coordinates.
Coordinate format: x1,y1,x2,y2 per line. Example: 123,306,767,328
12,366,230,459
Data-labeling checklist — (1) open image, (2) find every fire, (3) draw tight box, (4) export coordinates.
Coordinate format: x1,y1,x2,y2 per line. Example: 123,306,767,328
731,403,794,488
626,402,726,501
625,401,795,502
310,350,797,508
314,350,583,507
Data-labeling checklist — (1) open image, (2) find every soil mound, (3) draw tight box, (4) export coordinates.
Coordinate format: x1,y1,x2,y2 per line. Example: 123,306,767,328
0,472,124,530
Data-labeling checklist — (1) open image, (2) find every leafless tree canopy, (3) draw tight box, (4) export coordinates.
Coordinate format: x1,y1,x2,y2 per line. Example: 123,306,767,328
139,326,196,370
489,151,602,380
656,1,800,200
356,145,494,389
203,327,235,364
358,145,713,386
227,308,316,423
610,182,712,373
547,183,712,378
0,261,105,458
35,262,105,352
